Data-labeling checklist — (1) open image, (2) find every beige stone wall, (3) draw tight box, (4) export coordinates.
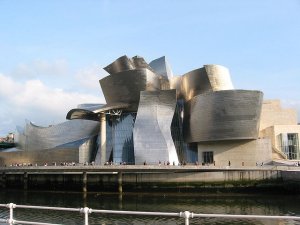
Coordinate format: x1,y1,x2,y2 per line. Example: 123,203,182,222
259,125,300,159
198,139,272,167
259,100,297,132
258,100,300,160
260,127,275,145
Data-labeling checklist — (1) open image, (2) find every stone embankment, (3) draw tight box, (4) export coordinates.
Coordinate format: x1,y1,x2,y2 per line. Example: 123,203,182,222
0,165,299,193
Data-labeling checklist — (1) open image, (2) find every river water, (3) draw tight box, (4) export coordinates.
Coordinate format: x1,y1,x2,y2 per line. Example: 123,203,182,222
0,191,300,225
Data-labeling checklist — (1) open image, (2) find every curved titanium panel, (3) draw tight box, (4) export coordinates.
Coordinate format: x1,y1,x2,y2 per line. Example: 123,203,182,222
170,76,182,98
204,65,234,91
66,102,131,120
100,68,161,109
103,55,134,74
133,90,179,165
92,102,131,113
183,90,263,142
66,109,99,120
180,67,213,101
104,55,153,74
180,65,234,101
149,56,173,79
17,120,100,151
131,56,153,71
77,103,105,110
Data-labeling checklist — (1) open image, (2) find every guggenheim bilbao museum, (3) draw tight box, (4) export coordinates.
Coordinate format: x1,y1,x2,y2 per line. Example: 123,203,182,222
0,55,299,167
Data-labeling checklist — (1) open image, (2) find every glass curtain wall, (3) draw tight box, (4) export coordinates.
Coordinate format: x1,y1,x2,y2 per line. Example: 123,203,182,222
171,100,197,163
279,133,299,160
106,113,136,164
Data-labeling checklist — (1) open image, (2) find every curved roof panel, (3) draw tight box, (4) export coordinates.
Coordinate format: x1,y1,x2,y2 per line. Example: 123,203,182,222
17,119,100,151
180,65,234,101
100,68,160,110
66,102,131,120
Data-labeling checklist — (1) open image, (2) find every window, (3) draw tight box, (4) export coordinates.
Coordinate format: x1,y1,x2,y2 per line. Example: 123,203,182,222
203,151,214,164
287,133,299,160
279,133,299,160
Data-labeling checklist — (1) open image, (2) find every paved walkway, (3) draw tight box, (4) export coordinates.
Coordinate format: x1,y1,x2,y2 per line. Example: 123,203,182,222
1,164,298,173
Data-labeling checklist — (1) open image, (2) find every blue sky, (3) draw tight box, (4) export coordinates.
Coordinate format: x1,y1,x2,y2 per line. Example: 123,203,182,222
0,0,300,136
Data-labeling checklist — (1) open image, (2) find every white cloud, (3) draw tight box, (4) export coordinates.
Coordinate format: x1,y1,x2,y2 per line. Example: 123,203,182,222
11,59,69,78
0,73,105,136
75,64,108,90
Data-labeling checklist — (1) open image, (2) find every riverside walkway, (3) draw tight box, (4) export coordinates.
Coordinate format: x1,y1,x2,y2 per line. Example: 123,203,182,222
0,164,291,173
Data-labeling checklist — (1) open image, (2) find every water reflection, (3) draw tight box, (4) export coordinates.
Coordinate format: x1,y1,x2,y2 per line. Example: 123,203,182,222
0,191,299,225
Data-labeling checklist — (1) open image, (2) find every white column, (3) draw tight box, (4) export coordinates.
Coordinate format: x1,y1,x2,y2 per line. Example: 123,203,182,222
100,113,106,165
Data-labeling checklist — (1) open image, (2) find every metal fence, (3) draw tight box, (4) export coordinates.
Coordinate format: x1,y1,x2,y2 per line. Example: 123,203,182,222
1,203,300,225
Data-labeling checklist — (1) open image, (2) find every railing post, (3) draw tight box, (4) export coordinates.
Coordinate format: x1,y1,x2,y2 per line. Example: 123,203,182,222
180,211,193,225
1,172,6,189
118,172,123,194
24,172,28,191
6,203,16,225
82,172,87,193
80,207,91,225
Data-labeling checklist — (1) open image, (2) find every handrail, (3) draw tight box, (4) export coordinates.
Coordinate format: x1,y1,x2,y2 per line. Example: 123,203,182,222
92,208,180,216
0,203,300,225
192,213,300,220
17,204,80,212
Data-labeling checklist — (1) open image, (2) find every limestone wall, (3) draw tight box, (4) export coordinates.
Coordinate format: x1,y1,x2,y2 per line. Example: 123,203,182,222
198,139,272,167
259,100,297,132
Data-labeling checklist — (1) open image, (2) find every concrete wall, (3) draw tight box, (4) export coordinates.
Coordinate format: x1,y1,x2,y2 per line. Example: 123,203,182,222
0,169,283,192
282,171,300,181
122,170,280,183
198,139,272,167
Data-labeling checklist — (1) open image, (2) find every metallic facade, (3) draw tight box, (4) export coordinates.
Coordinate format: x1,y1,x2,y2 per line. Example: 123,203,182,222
66,103,131,120
204,64,234,91
180,65,234,101
17,119,99,151
103,55,154,74
100,68,161,110
133,90,179,164
149,56,174,79
183,90,263,142
1,54,265,166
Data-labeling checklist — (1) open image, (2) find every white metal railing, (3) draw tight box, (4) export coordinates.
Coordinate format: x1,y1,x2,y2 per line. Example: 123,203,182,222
1,203,300,225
